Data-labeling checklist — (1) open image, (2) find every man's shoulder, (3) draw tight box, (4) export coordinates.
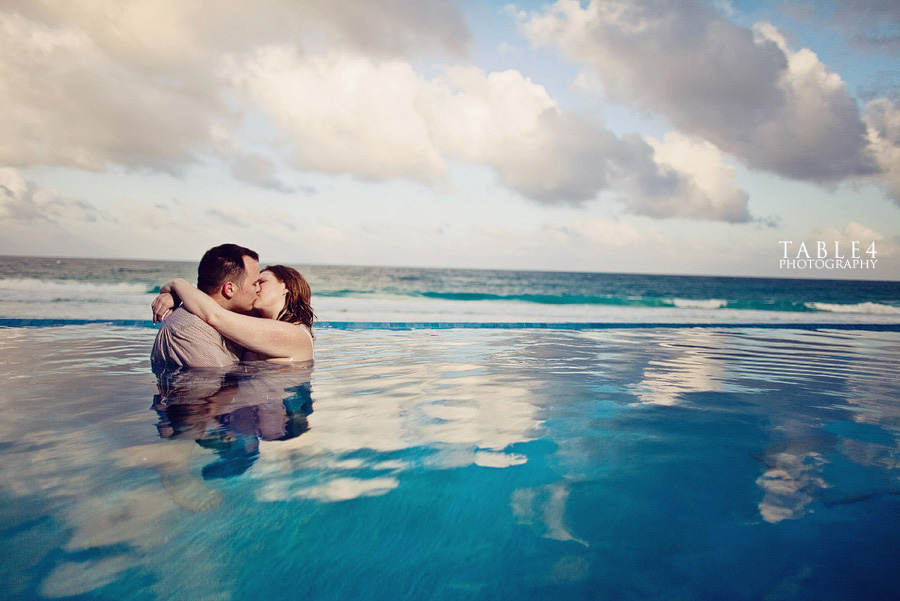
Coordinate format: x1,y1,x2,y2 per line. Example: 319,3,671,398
161,306,208,328
152,306,242,368
159,306,225,338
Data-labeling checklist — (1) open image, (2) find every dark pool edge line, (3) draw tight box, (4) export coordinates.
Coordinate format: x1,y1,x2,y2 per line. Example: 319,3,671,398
2,318,900,331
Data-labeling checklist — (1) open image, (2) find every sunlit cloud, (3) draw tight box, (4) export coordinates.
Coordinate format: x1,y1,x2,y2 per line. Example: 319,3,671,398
0,10,226,173
522,0,889,192
0,0,468,175
2,0,760,221
647,132,749,222
862,97,900,203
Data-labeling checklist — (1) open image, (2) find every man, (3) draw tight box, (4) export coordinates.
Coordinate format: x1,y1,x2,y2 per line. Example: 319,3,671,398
151,243,261,369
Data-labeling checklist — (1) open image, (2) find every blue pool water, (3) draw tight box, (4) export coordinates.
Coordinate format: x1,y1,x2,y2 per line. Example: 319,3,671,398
2,323,899,600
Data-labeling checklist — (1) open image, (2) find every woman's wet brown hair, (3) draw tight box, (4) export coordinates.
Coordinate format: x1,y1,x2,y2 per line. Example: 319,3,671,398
263,265,315,337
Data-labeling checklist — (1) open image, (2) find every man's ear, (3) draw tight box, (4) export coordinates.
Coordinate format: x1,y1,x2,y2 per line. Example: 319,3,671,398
221,281,236,299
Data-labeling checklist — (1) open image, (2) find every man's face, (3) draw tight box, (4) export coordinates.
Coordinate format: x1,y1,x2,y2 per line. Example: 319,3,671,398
231,255,261,313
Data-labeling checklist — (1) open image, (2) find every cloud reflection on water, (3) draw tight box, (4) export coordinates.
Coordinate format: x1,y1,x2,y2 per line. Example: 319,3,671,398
623,328,900,524
253,334,544,502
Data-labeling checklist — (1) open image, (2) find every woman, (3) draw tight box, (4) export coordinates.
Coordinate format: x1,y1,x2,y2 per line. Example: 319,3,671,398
153,265,315,363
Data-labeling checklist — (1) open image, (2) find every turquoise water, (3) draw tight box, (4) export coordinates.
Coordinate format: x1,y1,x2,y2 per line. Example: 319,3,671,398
1,256,899,324
2,323,899,600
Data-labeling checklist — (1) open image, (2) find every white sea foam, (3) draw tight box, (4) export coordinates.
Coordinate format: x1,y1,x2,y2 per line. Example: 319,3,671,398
2,275,899,325
671,298,728,310
0,278,155,320
806,301,900,315
0,278,150,297
311,295,900,325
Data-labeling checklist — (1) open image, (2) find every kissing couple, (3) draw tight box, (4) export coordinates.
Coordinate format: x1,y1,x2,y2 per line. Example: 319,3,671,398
151,243,315,368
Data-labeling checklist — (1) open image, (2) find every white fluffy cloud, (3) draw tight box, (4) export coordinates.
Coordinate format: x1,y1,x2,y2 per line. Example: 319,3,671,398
523,0,882,186
226,49,447,183
427,67,621,203
227,50,750,218
0,0,468,174
646,133,749,222
9,0,898,226
3,0,469,64
0,0,755,222
0,168,99,222
0,11,223,172
863,98,900,203
750,23,876,181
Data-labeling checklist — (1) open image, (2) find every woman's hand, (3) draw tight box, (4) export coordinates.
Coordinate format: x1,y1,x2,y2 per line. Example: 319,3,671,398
152,292,177,323
152,280,181,323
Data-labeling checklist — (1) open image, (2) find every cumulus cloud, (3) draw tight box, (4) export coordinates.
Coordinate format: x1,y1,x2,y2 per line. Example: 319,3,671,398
4,0,469,65
425,67,616,201
426,66,750,217
0,0,804,222
0,0,469,174
751,23,877,180
429,68,684,211
0,168,99,222
863,98,900,203
646,132,750,222
522,0,879,184
226,49,448,183
0,11,222,172
228,52,746,218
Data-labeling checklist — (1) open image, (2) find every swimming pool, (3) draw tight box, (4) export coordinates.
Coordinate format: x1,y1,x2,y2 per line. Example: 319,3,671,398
2,324,899,600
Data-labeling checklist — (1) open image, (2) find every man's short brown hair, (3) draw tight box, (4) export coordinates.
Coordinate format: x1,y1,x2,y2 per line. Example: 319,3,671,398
197,244,259,294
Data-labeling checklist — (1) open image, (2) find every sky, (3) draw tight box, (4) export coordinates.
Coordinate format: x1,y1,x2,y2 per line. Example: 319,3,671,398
1,0,899,280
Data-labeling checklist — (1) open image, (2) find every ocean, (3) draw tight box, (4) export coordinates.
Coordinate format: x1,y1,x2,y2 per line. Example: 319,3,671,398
1,255,899,325
2,255,899,600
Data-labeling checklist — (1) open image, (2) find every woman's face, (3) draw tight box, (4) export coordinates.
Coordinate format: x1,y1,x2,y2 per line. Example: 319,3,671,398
253,270,286,318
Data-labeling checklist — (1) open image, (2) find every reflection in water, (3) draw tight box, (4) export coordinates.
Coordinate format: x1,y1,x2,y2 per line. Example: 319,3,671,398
2,326,900,600
630,329,726,406
746,331,900,522
251,345,544,503
126,361,314,511
755,443,830,523
511,483,588,547
625,328,900,524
